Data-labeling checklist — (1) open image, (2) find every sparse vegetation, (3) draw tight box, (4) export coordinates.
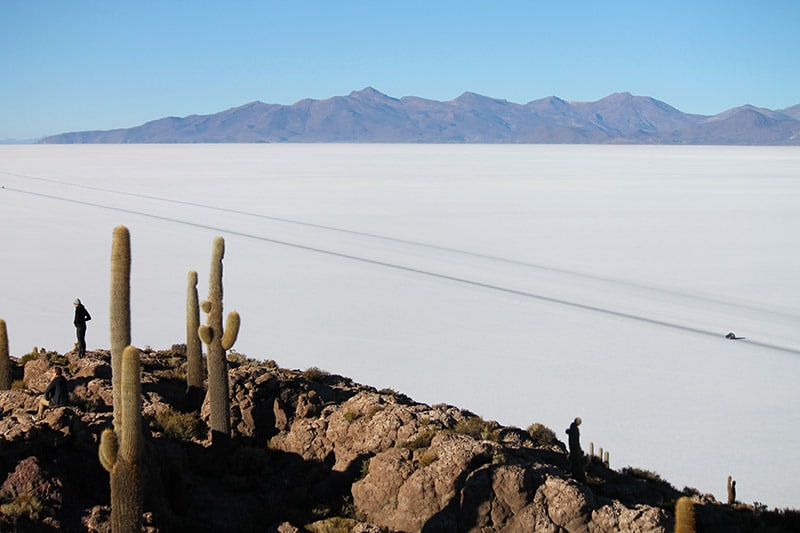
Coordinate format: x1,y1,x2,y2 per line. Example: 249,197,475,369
303,366,330,381
342,410,360,422
19,348,63,367
527,422,558,446
0,494,43,520
453,416,500,442
305,516,356,533
358,458,370,480
401,430,435,450
378,387,413,405
417,452,438,469
18,352,39,366
227,349,258,366
491,447,506,465
623,466,668,484
153,407,204,442
682,486,701,497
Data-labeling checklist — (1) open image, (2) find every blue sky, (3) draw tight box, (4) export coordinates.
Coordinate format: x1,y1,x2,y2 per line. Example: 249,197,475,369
2,1,799,139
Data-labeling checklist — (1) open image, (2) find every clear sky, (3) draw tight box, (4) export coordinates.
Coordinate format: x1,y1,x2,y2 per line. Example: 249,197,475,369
1,1,799,140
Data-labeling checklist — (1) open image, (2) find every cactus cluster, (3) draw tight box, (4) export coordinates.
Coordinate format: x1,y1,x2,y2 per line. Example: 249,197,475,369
198,236,240,443
588,442,610,467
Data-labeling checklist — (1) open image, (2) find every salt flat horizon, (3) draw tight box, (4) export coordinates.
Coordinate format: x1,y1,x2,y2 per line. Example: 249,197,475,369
1,144,798,509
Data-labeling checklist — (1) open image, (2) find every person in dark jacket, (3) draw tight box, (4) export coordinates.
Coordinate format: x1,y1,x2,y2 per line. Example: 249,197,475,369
35,366,68,420
73,298,91,357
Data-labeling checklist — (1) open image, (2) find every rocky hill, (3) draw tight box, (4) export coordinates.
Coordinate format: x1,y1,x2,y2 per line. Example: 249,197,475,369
39,88,800,145
0,346,798,532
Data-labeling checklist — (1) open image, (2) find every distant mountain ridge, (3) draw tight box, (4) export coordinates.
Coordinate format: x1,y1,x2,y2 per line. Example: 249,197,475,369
40,88,800,145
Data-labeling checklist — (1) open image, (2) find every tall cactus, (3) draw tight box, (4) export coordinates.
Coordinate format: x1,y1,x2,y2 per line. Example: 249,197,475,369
99,345,143,533
110,225,131,431
0,318,10,390
199,236,240,443
186,270,204,408
674,496,696,533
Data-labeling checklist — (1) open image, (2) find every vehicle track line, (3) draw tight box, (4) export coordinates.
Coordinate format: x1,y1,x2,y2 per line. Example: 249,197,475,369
5,185,799,356
2,169,794,320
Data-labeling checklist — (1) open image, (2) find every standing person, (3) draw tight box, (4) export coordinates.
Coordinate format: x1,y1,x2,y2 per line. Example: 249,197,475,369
35,366,68,420
73,298,91,357
566,417,586,483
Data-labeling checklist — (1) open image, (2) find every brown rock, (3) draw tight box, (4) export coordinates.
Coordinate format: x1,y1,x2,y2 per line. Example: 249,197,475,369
84,378,114,408
72,358,112,380
0,350,785,532
23,358,52,392
353,432,491,531
0,456,63,525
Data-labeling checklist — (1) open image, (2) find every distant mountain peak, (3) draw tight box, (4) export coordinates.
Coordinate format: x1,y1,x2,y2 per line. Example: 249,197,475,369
38,89,800,145
348,87,395,101
453,91,510,106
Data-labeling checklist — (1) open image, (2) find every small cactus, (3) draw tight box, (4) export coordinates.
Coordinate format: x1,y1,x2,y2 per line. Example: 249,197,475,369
186,270,203,407
98,345,143,533
674,496,696,533
0,319,10,390
110,225,132,431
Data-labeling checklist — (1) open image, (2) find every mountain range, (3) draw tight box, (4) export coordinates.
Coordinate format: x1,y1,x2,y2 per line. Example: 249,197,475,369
40,87,800,145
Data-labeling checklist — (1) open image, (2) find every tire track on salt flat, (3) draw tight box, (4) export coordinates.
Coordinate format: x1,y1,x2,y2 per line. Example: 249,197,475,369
2,169,795,322
4,184,799,356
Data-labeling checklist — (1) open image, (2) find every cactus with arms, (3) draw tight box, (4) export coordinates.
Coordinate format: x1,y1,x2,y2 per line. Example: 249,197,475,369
199,236,240,443
99,345,143,533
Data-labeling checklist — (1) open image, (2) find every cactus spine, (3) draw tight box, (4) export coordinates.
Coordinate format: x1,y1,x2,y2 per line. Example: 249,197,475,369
199,236,240,443
674,496,696,533
110,225,131,432
186,270,203,406
99,345,143,533
0,319,10,390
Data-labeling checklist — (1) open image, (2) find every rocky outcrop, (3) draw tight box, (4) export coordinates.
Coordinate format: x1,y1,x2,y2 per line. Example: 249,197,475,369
0,348,796,532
